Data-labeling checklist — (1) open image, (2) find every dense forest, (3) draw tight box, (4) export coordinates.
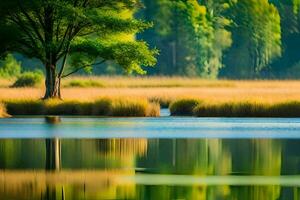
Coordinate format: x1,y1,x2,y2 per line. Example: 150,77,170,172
138,0,300,79
136,0,300,79
3,0,300,79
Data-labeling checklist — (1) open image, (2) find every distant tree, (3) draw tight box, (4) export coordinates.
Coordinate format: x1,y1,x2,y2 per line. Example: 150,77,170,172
222,0,281,78
138,0,231,78
0,54,21,79
268,0,300,78
0,0,157,99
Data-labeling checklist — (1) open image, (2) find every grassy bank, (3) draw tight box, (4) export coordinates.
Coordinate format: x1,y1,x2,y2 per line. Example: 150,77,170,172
3,98,160,117
2,77,300,117
170,99,300,117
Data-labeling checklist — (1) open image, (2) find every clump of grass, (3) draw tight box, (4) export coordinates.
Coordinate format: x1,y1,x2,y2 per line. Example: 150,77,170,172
148,96,173,108
64,79,104,88
11,71,43,88
269,101,300,117
92,98,112,115
193,101,300,117
45,100,93,115
146,103,161,117
5,100,46,115
194,102,268,117
169,99,202,116
4,98,159,117
110,98,149,117
0,102,9,118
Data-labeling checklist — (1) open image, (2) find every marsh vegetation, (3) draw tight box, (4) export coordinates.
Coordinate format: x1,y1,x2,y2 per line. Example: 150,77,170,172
3,98,159,117
1,77,300,117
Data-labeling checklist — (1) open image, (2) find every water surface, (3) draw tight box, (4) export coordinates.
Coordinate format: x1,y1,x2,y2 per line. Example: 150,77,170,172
0,117,300,199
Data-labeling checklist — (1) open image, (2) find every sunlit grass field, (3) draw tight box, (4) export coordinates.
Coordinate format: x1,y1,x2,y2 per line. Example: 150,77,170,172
1,76,300,103
1,76,300,117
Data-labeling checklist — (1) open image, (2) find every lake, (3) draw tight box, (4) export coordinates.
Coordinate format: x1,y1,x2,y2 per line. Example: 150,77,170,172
0,116,300,199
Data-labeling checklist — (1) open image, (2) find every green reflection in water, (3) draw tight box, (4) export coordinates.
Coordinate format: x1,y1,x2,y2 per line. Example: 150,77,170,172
0,138,299,200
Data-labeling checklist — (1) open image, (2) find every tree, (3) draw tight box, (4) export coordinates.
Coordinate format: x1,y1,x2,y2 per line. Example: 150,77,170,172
268,0,300,78
0,0,158,99
221,0,281,78
138,0,231,78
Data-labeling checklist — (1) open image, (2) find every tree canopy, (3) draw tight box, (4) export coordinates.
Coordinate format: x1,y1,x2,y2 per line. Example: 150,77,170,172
0,0,158,98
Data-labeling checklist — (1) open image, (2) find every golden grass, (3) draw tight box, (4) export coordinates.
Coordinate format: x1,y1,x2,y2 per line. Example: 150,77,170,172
4,98,160,117
6,76,298,88
0,102,9,118
1,85,300,104
193,101,300,117
54,76,300,89
62,76,236,88
0,78,14,88
168,99,300,117
169,99,202,116
2,77,300,117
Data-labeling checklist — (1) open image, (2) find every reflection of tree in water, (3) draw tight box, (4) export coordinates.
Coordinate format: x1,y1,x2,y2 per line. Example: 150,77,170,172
227,139,282,200
44,138,63,200
135,139,287,200
45,138,61,171
136,139,232,199
96,139,148,158
0,138,148,200
1,138,300,199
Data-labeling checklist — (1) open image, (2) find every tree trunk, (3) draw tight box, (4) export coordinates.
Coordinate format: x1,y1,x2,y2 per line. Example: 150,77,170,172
44,63,61,99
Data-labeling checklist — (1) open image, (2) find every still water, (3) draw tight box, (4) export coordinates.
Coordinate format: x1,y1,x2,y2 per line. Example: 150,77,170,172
0,117,300,200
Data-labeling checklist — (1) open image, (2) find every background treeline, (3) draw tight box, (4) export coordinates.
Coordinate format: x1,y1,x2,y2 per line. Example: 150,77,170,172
137,0,300,79
2,0,300,79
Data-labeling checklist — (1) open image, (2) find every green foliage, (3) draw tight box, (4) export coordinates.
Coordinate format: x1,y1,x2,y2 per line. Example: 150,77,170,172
169,99,202,116
139,0,232,77
222,0,281,78
138,0,290,79
0,54,21,79
2,0,300,79
0,0,157,98
12,70,43,88
70,39,158,75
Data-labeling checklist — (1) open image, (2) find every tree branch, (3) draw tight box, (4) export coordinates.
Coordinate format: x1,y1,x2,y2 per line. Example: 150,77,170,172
62,60,106,78
8,14,44,60
17,0,45,44
57,45,70,78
